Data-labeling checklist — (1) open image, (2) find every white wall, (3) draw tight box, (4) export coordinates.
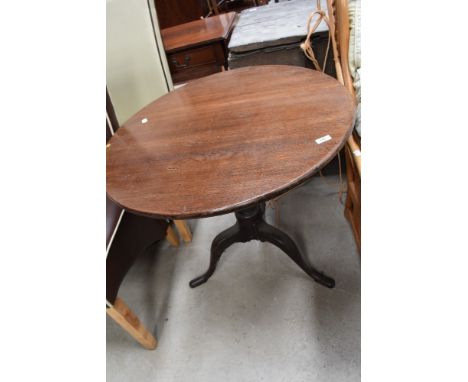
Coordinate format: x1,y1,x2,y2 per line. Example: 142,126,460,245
106,0,173,124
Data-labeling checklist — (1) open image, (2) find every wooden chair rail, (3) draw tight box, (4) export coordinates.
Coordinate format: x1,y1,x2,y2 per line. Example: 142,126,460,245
107,297,157,350
326,0,361,250
327,0,361,175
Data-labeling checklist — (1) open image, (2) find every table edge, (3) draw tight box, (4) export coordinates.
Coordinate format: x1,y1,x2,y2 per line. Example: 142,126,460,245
106,120,355,221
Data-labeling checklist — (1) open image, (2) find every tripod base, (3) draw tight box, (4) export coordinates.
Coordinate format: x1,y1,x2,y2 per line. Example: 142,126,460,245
189,203,335,289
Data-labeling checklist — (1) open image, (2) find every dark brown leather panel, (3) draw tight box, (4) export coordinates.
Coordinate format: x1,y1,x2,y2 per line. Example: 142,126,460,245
106,88,120,139
106,197,123,247
106,120,112,143
106,88,123,246
106,212,169,303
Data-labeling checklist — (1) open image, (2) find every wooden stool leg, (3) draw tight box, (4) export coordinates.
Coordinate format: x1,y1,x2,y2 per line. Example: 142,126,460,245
174,220,192,243
166,225,179,247
106,297,157,350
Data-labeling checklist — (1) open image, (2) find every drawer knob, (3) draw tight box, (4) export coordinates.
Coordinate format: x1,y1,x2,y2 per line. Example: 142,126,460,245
171,56,191,68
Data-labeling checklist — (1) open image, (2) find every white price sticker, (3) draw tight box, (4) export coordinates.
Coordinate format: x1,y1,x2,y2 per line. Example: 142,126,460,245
315,135,332,144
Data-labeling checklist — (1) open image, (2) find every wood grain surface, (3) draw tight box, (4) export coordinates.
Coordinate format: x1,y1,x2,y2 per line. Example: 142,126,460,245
106,297,157,350
106,65,356,219
161,12,237,53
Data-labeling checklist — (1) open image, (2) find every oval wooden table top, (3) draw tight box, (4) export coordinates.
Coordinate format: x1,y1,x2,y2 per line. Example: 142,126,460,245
107,65,356,219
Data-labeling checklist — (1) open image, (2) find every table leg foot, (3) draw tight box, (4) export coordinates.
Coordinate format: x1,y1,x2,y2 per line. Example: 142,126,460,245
257,221,335,288
189,223,243,288
189,275,210,288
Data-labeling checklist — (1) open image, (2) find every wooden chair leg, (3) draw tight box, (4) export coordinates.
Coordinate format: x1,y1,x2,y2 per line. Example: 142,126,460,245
166,225,179,247
106,297,157,350
174,220,192,243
